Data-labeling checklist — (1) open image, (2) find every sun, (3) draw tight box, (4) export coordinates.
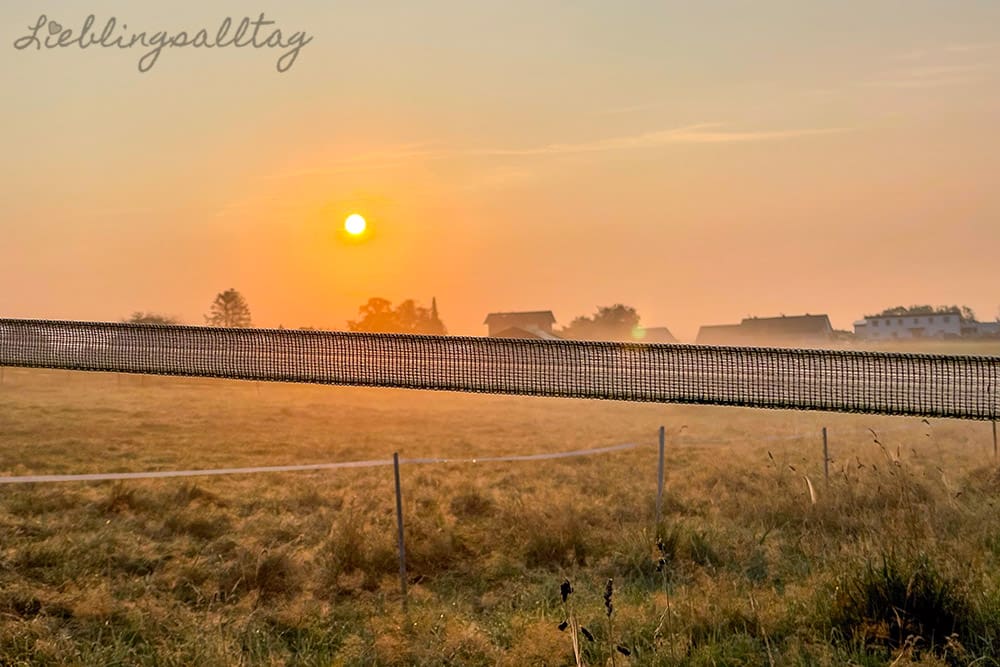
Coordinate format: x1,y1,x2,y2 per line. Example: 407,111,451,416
344,213,367,236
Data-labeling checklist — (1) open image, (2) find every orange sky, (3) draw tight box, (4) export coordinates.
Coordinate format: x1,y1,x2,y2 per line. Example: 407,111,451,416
2,1,999,341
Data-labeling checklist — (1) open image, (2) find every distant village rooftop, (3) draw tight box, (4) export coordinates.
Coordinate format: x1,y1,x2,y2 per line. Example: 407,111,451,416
696,314,833,347
484,311,557,337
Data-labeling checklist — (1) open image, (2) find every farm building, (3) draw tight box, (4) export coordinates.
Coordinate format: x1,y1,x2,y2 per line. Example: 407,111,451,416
696,314,833,347
970,321,1000,338
484,311,557,339
854,308,963,341
632,326,678,344
693,324,744,346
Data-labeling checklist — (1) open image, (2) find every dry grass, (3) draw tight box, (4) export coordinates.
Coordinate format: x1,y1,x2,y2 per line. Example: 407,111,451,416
0,367,999,664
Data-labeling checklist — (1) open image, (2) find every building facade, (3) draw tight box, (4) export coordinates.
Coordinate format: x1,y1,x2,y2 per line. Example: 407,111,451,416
484,311,557,338
854,309,963,341
696,314,833,347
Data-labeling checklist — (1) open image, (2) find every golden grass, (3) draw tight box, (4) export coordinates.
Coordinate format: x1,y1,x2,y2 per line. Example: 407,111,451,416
0,367,999,664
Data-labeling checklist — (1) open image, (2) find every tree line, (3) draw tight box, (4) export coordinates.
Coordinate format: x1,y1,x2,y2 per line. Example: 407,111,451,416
123,291,651,341
125,288,252,328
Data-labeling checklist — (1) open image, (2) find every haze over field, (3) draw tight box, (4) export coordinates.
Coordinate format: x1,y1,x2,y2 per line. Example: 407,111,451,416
2,1,999,340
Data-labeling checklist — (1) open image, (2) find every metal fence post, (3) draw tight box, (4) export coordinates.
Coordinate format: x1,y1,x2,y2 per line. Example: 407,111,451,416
993,420,997,463
822,427,829,483
393,452,408,610
656,426,665,528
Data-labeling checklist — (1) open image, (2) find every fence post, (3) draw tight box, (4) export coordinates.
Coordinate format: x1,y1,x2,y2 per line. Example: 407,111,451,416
822,427,829,483
993,421,997,463
656,426,665,529
393,452,408,611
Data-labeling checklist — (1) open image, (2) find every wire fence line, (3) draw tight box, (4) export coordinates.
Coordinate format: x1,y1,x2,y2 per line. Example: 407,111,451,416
0,422,947,486
0,442,645,485
1,318,998,421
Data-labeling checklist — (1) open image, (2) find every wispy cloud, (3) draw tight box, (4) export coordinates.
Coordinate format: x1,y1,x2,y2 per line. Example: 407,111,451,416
268,143,444,180
593,101,666,116
265,123,850,181
865,62,996,89
943,42,998,54
894,42,998,61
875,43,998,88
472,123,850,157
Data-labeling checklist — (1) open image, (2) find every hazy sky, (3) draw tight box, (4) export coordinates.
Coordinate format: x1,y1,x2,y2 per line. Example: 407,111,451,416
2,1,998,340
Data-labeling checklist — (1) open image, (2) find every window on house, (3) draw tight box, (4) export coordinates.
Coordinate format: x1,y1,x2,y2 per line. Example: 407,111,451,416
873,321,879,327
944,316,951,323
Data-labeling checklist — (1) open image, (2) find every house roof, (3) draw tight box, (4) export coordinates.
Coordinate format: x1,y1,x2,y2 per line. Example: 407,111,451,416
864,308,962,319
862,310,962,321
738,314,832,336
696,315,832,345
695,324,744,344
483,311,556,325
633,326,678,343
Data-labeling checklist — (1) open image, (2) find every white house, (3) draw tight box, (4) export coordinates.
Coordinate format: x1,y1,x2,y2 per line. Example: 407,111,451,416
966,321,1000,338
854,309,963,341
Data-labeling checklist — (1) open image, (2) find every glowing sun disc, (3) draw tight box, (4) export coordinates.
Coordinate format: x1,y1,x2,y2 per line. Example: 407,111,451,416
344,213,367,235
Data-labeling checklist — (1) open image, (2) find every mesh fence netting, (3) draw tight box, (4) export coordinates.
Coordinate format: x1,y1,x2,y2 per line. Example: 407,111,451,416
1,319,998,421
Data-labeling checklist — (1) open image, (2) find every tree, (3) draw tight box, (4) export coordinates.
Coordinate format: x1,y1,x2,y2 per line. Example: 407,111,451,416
125,312,180,325
348,297,447,334
560,304,640,341
205,289,252,328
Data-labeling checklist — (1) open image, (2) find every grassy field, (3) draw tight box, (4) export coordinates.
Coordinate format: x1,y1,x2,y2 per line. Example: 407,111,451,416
1,368,1000,665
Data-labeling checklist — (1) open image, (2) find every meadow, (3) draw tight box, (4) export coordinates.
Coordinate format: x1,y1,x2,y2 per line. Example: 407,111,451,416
1,367,1000,665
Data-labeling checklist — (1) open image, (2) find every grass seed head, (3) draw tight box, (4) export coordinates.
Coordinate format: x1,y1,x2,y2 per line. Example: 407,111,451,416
604,578,614,617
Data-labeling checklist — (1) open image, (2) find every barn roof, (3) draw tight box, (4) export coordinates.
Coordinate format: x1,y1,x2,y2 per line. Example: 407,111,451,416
483,311,556,325
738,314,832,336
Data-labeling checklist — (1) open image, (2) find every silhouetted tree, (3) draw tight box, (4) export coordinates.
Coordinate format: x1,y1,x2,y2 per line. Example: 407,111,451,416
125,312,179,325
205,289,252,328
560,304,640,341
348,297,446,334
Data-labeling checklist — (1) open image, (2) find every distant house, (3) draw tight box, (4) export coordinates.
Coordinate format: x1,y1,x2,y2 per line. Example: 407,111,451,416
695,324,745,346
696,315,833,347
854,308,963,341
740,315,833,345
970,321,1000,338
484,311,557,338
632,326,678,344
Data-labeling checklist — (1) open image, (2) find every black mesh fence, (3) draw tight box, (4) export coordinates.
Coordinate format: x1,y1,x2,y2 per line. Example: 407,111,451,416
1,319,997,421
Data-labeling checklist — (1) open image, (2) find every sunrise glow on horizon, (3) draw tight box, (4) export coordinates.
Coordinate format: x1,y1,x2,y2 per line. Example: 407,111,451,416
2,2,998,339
